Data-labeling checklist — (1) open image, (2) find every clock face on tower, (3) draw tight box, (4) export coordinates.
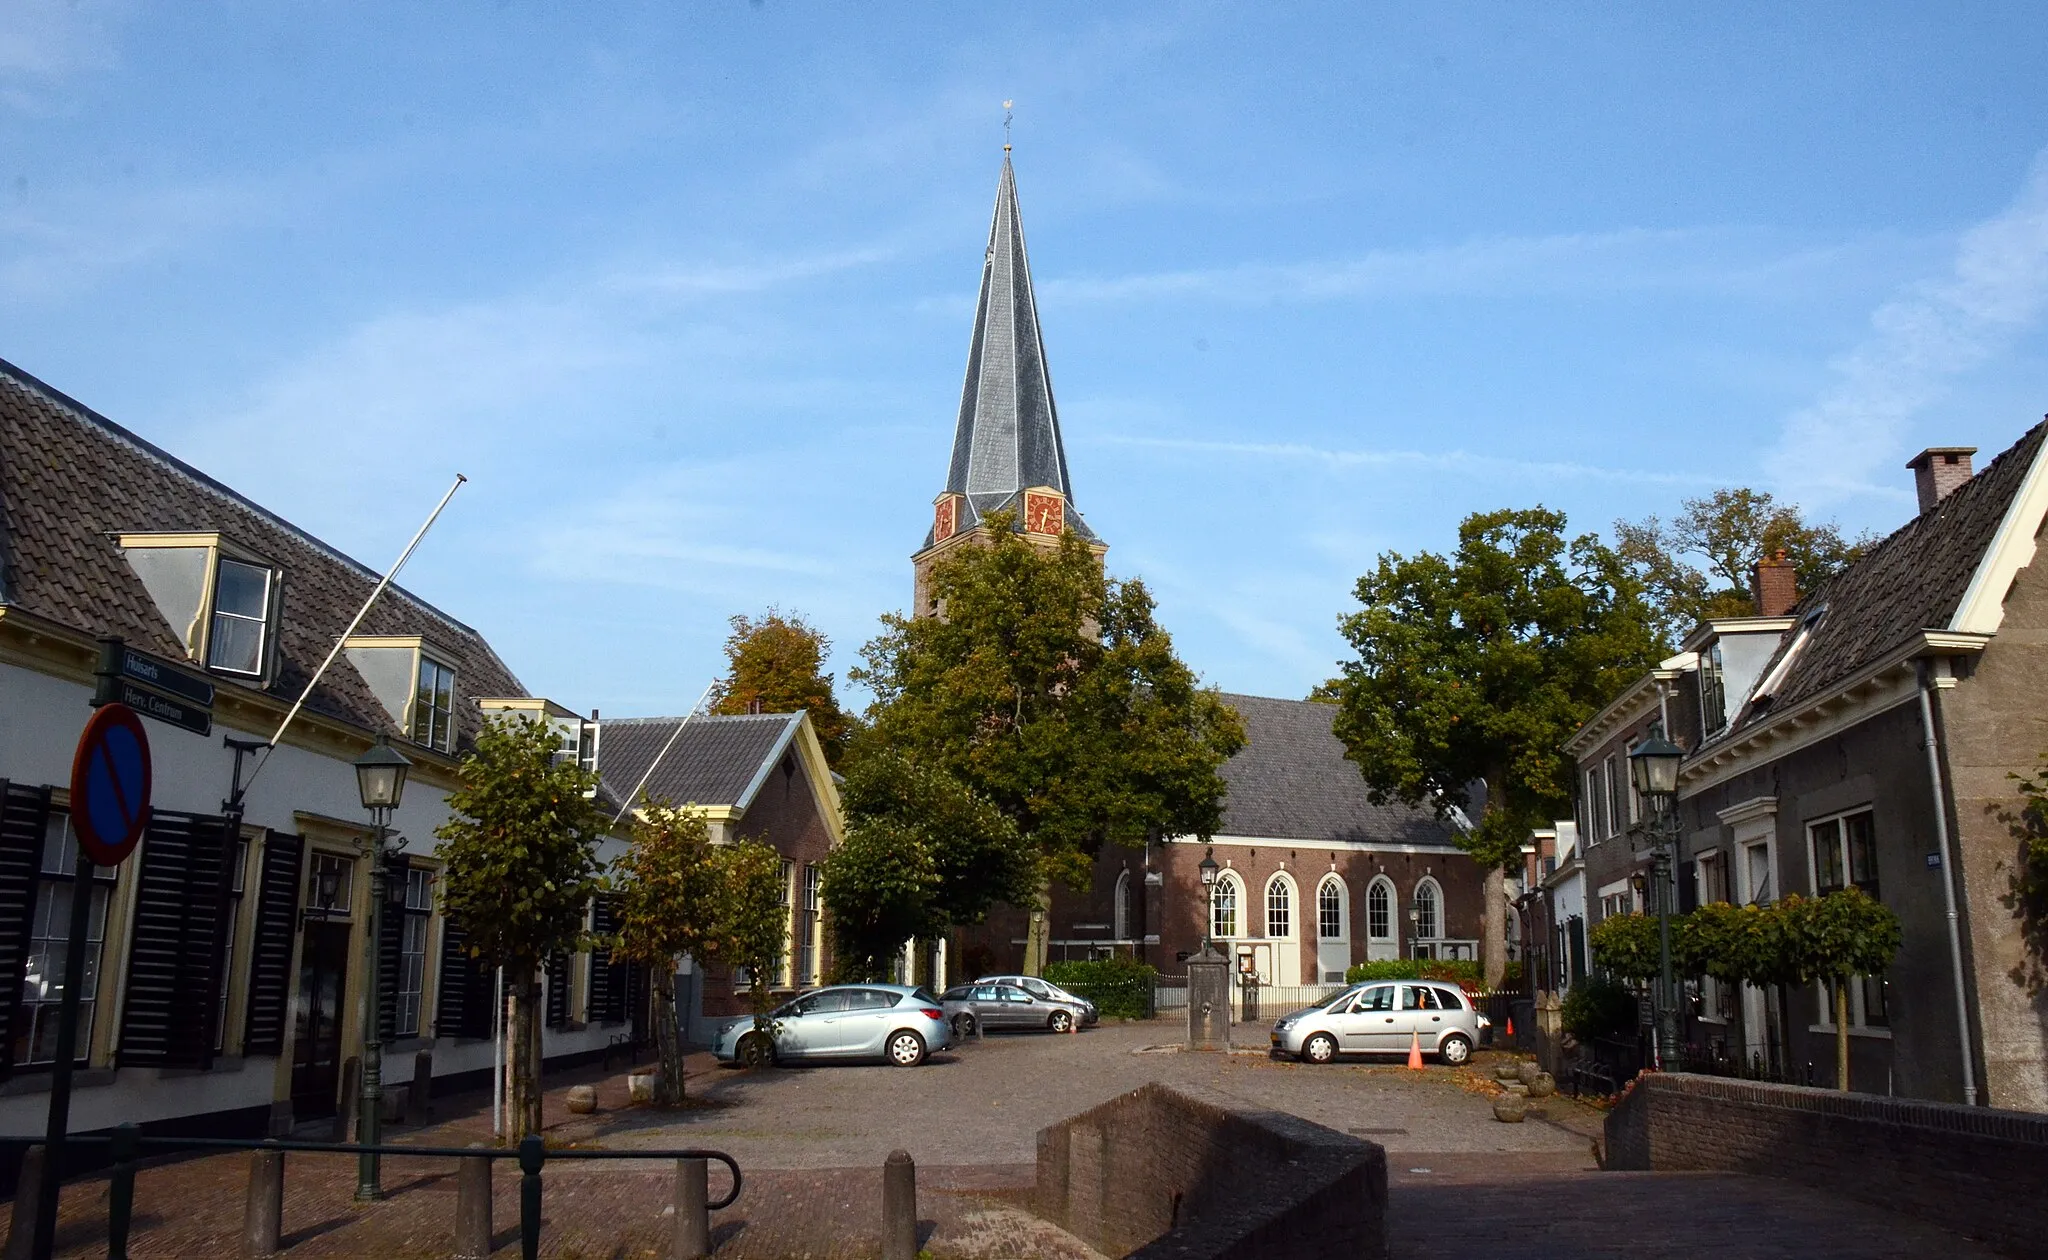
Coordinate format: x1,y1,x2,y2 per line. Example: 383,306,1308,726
934,496,958,543
1024,491,1065,536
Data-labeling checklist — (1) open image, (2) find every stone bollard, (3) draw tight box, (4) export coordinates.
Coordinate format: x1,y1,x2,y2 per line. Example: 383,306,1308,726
333,1056,362,1144
454,1146,492,1260
244,1145,285,1256
1493,1097,1529,1123
2,1145,44,1260
565,1084,598,1115
881,1150,917,1260
673,1157,710,1260
407,1049,434,1126
1517,1060,1542,1088
1529,1071,1557,1099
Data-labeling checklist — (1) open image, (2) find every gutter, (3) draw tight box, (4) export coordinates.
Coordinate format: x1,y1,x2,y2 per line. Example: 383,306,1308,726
1917,660,1979,1106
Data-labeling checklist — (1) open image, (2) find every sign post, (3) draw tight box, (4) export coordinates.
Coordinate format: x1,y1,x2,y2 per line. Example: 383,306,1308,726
34,703,152,1260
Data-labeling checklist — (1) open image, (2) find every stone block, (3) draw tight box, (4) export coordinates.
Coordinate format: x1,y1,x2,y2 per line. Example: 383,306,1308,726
628,1073,656,1104
565,1085,598,1114
1493,1098,1529,1123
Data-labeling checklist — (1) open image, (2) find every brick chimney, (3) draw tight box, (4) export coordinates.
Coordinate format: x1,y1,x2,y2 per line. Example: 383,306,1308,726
1907,447,1977,515
1753,550,1798,617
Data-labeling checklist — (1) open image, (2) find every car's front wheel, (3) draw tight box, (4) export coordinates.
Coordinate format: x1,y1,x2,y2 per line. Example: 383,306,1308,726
887,1030,927,1067
1048,1009,1074,1034
1437,1033,1472,1065
1300,1033,1337,1064
738,1032,774,1069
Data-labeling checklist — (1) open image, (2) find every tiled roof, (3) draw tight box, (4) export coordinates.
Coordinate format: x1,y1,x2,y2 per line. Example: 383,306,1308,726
921,155,1099,551
0,358,526,745
597,713,803,812
1735,420,2048,728
1215,693,1461,848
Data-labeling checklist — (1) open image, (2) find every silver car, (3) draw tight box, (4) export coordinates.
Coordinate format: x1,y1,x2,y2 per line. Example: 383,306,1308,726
1270,981,1489,1065
941,981,1088,1037
972,974,1098,1028
713,984,949,1068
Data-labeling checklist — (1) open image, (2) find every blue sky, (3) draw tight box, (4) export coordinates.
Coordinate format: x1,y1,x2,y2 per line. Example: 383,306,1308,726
8,3,2048,715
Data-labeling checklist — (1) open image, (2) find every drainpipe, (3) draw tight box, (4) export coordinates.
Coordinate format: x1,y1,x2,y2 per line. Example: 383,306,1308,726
1918,662,1979,1106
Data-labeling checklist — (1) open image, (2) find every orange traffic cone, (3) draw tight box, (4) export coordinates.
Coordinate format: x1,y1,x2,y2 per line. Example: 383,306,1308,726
1407,1030,1424,1070
1506,1015,1515,1038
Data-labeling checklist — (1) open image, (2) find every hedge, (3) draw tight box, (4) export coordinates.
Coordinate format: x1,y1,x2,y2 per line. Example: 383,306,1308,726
1043,957,1157,1020
1343,958,1486,990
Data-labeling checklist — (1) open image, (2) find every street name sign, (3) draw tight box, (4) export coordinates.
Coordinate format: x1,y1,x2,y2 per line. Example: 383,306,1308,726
93,638,214,736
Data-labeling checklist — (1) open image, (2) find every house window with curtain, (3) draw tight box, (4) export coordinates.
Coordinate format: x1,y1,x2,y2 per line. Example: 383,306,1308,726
18,815,117,1066
411,656,456,751
396,867,433,1037
207,557,273,675
1809,809,1886,1028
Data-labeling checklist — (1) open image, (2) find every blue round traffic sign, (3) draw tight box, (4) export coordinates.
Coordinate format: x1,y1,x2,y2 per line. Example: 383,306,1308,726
70,703,153,866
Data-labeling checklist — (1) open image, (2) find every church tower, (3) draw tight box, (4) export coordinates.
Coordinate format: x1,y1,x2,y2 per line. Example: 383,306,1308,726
912,152,1105,616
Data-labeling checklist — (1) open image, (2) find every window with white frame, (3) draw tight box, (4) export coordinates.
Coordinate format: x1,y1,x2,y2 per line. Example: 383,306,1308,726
207,557,273,675
1210,872,1240,940
1808,809,1887,1029
1605,755,1626,839
18,814,117,1067
1367,878,1392,942
799,864,821,985
1584,765,1605,842
1265,875,1292,939
1113,870,1130,940
1413,878,1441,940
396,867,433,1037
1318,878,1344,940
778,859,795,986
411,656,456,751
1699,640,1728,737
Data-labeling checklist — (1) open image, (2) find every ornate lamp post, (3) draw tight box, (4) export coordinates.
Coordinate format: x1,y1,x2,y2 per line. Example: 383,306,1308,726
1197,847,1219,951
352,733,411,1201
1628,735,1683,1070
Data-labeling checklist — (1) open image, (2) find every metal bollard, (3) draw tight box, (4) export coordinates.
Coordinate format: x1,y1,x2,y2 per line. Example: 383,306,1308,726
107,1123,140,1260
244,1144,285,1256
518,1133,546,1260
454,1146,492,1260
881,1149,917,1260
673,1157,710,1259
407,1049,434,1126
2,1145,43,1260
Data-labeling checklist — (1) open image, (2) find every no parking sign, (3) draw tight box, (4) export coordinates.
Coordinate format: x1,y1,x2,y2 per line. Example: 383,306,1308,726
69,701,152,866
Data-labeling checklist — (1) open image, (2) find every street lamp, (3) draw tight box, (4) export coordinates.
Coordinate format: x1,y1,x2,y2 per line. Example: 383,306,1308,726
351,733,411,1201
1628,735,1683,1070
1198,847,1219,951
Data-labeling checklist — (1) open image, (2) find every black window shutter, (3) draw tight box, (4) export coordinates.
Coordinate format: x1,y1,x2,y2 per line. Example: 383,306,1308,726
587,896,613,1024
377,854,406,1040
435,922,495,1041
545,951,568,1029
0,783,52,1081
241,831,304,1057
119,810,235,1069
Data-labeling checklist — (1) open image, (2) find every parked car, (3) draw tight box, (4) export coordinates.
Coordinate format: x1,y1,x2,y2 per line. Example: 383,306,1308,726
1269,981,1489,1065
713,984,949,1068
974,974,1099,1027
943,977,1092,1036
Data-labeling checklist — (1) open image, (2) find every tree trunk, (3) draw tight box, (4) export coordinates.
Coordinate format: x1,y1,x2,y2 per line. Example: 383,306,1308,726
506,960,543,1140
654,968,686,1105
1835,981,1852,1092
1481,773,1509,989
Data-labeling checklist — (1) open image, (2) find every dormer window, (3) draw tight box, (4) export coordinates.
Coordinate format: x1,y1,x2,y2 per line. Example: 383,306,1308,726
411,656,456,751
208,558,273,674
1698,642,1728,738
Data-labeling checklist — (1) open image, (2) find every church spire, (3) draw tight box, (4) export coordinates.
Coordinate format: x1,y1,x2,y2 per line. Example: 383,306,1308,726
922,151,1098,553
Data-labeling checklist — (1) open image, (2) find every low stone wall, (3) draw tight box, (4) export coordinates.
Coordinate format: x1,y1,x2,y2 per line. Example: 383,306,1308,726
1604,1073,2048,1256
1035,1082,1386,1260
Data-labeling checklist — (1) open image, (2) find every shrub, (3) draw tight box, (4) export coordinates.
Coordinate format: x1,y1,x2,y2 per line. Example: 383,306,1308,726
1588,912,1664,983
1343,958,1485,991
1044,956,1157,1020
1560,975,1637,1042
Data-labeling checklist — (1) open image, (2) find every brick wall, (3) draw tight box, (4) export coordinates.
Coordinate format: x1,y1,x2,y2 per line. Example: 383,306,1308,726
1603,1073,2048,1255
1035,1082,1387,1260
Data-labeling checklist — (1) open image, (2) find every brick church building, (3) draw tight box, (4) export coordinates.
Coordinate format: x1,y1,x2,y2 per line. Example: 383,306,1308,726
919,152,1493,986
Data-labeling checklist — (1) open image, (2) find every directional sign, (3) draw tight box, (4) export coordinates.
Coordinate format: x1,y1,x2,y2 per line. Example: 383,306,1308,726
103,677,212,737
114,645,214,707
93,638,213,736
70,702,153,866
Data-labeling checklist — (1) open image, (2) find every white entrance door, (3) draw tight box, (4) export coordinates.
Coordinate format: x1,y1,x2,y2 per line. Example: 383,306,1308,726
1315,878,1349,983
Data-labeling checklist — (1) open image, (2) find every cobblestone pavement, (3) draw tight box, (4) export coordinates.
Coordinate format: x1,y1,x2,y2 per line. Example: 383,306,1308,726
0,1019,2013,1257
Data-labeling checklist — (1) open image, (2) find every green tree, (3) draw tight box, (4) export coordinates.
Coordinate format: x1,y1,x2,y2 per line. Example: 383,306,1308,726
436,716,607,1138
1615,488,1874,642
711,610,855,766
1330,507,1663,984
609,803,723,1103
717,837,790,1027
1999,757,2048,994
1588,912,1663,984
820,820,942,981
1782,888,1902,1091
854,513,1245,972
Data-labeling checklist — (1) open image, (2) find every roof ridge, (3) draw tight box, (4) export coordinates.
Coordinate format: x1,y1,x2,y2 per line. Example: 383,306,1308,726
602,711,802,726
0,357,490,647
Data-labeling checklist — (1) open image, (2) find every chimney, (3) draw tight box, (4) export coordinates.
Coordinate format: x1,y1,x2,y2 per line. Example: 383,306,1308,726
1754,550,1798,617
1907,447,1977,515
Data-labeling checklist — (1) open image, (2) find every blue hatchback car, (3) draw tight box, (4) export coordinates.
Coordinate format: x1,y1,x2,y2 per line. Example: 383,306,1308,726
714,984,950,1068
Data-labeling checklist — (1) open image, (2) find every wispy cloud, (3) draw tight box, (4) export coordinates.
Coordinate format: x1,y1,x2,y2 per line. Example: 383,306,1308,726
1092,433,1724,488
0,0,120,113
1776,150,2048,500
1039,226,1901,307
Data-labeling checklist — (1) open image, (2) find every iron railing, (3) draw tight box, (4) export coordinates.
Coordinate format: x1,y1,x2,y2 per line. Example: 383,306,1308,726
0,1128,740,1260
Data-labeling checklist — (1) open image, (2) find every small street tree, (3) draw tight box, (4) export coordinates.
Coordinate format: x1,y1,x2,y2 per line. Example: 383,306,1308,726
1331,507,1663,984
1783,888,1902,1091
609,804,722,1103
717,838,791,1026
436,716,607,1139
820,818,942,981
1588,911,1663,985
711,610,855,766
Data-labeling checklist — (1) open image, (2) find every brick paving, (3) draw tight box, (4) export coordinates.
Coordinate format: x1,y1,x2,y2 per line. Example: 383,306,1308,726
0,1020,2016,1257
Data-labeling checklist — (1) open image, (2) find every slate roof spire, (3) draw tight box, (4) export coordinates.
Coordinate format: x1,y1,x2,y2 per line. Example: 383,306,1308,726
927,153,1098,547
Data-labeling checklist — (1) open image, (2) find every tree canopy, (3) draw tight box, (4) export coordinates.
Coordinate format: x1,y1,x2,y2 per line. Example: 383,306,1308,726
710,609,854,765
1615,488,1873,643
1330,506,1664,870
853,514,1245,892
